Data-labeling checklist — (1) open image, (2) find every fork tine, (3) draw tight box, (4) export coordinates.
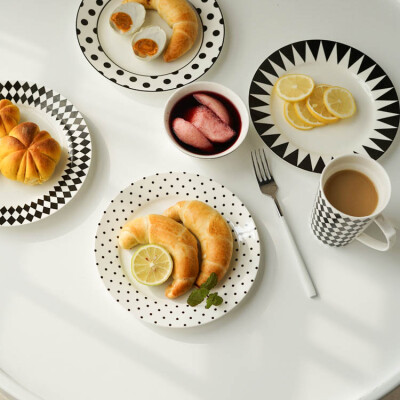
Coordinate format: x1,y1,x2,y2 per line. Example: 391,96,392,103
257,148,271,180
260,148,274,182
251,151,262,183
254,150,267,181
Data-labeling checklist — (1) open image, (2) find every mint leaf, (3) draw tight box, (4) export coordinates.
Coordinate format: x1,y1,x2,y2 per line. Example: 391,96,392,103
187,287,209,307
201,272,218,291
205,292,223,309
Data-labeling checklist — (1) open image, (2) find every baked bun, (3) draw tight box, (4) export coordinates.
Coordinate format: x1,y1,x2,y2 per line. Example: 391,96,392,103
0,99,20,138
123,0,199,62
119,214,199,298
164,200,233,286
0,122,61,185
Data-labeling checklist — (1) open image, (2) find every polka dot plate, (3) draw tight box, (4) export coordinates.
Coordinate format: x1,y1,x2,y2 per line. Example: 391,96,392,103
0,81,91,226
95,172,260,328
76,0,225,92
249,39,400,173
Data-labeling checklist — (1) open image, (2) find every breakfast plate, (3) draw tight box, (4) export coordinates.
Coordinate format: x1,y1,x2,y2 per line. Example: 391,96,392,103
94,172,260,328
76,0,225,92
249,39,400,173
0,81,91,226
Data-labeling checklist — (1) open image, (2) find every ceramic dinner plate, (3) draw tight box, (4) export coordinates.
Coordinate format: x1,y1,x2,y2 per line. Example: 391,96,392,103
249,39,400,173
0,81,91,226
95,172,260,328
76,0,225,92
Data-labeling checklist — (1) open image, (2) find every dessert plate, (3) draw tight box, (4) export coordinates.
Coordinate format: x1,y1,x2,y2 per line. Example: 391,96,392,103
249,39,400,173
0,81,91,226
76,0,225,92
95,172,260,328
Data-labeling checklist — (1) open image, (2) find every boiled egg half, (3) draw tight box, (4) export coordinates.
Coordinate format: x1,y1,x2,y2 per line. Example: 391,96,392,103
131,26,167,61
109,3,146,35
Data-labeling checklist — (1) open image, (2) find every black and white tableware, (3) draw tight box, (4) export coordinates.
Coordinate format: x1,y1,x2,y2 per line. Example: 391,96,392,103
0,81,91,227
76,0,225,92
249,39,400,173
95,172,260,328
311,154,396,250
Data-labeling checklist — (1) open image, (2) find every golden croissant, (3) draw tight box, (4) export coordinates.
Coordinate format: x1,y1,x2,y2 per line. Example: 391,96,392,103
0,122,61,185
119,214,199,298
0,99,20,138
164,200,233,286
124,0,199,62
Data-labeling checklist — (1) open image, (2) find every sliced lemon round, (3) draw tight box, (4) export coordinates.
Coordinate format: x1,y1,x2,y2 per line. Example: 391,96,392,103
306,84,339,123
294,100,325,127
323,86,356,118
284,102,314,130
131,244,173,286
275,74,315,102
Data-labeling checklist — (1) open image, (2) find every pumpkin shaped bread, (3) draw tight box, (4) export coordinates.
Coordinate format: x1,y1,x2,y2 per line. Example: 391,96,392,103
0,122,61,185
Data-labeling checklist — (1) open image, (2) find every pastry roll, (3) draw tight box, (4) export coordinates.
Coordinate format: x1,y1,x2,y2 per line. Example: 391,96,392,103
164,200,233,286
119,214,199,298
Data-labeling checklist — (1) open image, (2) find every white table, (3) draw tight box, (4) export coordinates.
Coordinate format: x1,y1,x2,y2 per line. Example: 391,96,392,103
1,1,400,399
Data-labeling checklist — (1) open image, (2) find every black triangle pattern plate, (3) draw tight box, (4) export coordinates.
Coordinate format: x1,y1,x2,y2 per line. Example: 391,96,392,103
249,39,400,173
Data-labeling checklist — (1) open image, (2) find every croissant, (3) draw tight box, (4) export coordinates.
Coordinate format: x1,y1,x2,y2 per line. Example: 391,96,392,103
123,0,199,62
0,99,20,138
0,122,61,185
164,200,233,287
119,214,199,298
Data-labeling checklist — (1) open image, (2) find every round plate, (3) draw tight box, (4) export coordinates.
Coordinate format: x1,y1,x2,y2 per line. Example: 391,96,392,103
249,39,400,173
0,81,91,226
76,0,225,92
94,172,260,328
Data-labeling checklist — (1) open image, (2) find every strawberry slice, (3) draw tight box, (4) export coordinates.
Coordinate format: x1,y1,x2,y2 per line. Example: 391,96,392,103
189,106,236,143
193,93,231,125
172,118,214,151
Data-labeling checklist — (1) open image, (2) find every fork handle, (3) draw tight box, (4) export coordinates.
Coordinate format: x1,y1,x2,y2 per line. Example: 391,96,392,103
280,216,317,298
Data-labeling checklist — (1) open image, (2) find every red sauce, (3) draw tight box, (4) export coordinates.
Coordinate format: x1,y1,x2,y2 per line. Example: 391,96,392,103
169,91,242,156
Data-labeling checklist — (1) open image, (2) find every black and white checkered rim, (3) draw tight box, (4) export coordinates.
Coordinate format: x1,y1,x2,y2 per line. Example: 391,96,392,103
0,81,92,226
249,39,400,173
76,0,225,92
311,190,372,247
94,172,260,328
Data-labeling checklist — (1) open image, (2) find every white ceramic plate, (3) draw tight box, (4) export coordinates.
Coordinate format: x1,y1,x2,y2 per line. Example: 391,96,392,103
249,39,400,173
76,0,225,92
94,172,260,328
0,81,91,226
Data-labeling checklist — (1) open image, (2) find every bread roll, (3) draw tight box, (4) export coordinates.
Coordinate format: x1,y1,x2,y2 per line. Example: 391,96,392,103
0,99,20,138
0,122,61,185
123,0,199,62
119,214,199,298
164,200,233,286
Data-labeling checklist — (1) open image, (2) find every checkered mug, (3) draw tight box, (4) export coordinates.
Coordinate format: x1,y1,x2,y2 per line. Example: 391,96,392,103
311,154,396,251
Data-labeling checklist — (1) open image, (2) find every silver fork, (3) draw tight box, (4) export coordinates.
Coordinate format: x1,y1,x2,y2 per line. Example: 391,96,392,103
251,149,317,298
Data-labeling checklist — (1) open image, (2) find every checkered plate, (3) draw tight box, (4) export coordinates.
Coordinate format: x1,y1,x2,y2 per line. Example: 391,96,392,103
0,81,92,226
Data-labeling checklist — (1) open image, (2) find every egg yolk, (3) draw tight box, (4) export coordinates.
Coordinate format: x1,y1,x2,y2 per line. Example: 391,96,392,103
110,12,133,32
133,39,159,58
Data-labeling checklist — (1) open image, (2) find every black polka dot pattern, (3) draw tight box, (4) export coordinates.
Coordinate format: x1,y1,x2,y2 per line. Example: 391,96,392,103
95,173,260,328
76,0,225,92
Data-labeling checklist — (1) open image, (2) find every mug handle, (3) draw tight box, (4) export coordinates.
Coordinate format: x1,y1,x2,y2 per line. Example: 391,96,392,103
356,214,397,251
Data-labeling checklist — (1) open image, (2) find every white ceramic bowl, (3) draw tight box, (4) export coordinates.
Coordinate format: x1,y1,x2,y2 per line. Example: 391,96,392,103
163,81,249,158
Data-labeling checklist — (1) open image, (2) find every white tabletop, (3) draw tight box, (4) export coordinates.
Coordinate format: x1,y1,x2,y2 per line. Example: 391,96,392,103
1,0,400,399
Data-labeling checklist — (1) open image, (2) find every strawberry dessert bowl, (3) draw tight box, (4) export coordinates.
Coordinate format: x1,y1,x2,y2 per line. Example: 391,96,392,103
164,81,249,159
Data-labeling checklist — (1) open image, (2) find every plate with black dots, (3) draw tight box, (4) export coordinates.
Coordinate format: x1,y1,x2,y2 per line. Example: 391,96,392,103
76,0,225,92
94,172,260,328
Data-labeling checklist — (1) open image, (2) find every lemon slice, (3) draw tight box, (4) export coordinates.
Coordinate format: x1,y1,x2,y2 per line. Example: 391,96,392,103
323,86,356,118
294,100,325,127
306,84,339,123
284,102,313,130
275,74,315,102
131,244,173,286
